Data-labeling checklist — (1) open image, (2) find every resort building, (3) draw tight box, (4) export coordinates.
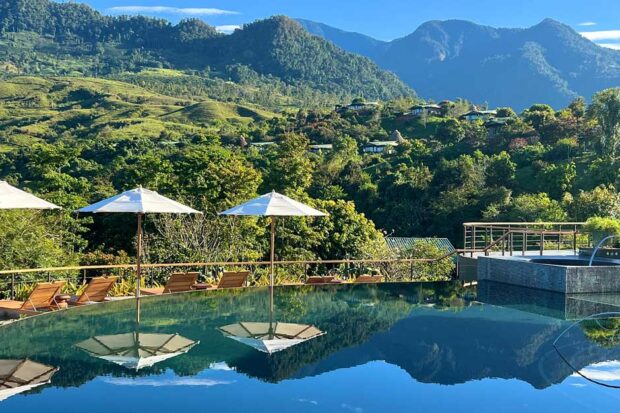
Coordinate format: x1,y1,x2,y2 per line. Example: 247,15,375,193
335,100,380,113
308,144,333,154
459,109,498,122
410,104,442,117
484,117,513,137
248,142,277,152
362,140,399,154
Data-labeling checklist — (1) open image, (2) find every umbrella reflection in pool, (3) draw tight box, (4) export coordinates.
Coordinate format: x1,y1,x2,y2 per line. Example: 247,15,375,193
0,359,58,402
75,298,198,371
218,287,325,354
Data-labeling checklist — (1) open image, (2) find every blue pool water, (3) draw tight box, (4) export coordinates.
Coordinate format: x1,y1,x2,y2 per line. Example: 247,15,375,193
0,282,619,412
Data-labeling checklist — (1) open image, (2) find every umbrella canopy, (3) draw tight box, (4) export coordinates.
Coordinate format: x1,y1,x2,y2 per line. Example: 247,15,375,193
219,191,325,217
0,181,60,210
76,332,198,371
219,322,325,354
77,187,200,214
219,191,326,292
77,187,201,306
0,359,58,402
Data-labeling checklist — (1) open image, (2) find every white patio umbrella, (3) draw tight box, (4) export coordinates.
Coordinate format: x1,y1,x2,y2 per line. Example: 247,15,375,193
76,297,198,371
218,191,326,291
219,321,324,354
77,187,201,303
218,284,325,354
0,359,58,402
76,331,198,371
0,181,60,210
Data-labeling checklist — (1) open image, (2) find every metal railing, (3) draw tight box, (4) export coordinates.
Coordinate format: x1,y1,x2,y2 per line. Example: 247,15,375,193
0,254,459,300
462,222,588,257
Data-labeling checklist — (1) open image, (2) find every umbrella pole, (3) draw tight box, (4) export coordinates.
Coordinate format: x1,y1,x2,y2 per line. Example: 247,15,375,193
136,213,144,322
270,216,275,314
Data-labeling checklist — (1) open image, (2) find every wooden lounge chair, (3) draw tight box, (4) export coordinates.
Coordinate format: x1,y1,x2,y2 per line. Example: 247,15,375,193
205,271,249,290
0,281,66,315
354,275,384,284
140,272,199,296
305,276,336,285
68,276,118,305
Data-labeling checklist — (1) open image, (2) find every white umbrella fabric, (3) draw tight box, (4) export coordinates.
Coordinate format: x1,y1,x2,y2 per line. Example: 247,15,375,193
219,321,324,354
219,191,326,290
76,332,198,371
0,181,60,210
77,187,201,304
0,359,58,402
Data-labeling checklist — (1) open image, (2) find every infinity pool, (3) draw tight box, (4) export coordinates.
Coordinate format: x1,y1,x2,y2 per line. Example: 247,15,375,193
0,282,619,412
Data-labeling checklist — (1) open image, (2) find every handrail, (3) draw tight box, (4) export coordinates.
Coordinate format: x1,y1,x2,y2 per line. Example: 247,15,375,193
481,230,513,254
462,221,587,257
0,256,449,277
463,222,586,225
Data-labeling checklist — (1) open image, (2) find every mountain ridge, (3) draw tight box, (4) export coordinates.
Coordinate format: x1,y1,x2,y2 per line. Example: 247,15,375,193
299,18,620,109
0,1,413,103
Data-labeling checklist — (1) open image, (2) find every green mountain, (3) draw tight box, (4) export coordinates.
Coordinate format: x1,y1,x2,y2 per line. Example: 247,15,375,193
299,18,620,109
0,0,412,104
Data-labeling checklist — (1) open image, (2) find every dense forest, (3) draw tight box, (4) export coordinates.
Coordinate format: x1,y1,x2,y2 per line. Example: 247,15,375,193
1,71,620,278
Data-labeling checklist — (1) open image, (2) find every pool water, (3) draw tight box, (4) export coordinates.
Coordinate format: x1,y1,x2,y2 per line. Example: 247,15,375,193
1,282,619,412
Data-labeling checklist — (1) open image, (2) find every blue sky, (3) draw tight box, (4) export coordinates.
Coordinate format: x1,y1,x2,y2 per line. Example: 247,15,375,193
72,0,620,47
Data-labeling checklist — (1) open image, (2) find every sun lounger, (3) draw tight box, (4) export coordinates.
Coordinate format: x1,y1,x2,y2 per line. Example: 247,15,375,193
68,276,117,305
305,276,339,284
203,271,249,290
354,275,384,284
0,281,66,315
140,272,199,296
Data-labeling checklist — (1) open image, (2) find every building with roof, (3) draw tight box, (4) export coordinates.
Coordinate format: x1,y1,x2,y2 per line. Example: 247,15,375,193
385,237,456,259
308,144,333,154
484,117,513,137
249,142,277,152
410,104,442,117
459,110,498,122
362,140,399,154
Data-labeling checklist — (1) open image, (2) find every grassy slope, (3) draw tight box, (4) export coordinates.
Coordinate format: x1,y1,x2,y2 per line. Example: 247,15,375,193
0,75,277,150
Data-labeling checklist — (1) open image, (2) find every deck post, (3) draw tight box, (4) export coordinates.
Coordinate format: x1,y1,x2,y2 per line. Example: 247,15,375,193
540,232,544,255
523,232,527,256
10,273,15,300
573,225,578,255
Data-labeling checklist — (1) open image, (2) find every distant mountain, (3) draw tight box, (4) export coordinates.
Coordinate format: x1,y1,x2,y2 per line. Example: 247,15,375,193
300,18,620,109
296,19,389,61
0,0,412,102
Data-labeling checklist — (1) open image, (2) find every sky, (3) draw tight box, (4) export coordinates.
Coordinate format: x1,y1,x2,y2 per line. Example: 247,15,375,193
70,0,620,48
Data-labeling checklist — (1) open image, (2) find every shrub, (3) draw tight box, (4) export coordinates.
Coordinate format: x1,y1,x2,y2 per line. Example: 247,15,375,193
584,217,620,246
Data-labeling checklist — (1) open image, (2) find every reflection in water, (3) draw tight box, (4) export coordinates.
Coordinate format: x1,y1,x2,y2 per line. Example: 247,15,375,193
0,282,618,411
219,287,324,354
75,298,198,371
0,359,57,402
219,322,324,354
553,312,620,388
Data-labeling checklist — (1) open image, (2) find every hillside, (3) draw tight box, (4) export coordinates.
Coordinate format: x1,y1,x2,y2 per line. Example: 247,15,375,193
0,0,413,105
0,75,275,151
300,18,620,109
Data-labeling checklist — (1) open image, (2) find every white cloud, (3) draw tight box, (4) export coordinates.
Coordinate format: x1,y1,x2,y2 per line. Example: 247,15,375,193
102,377,235,387
215,25,241,34
577,22,597,27
597,43,620,50
580,30,620,41
208,361,235,371
107,6,238,16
